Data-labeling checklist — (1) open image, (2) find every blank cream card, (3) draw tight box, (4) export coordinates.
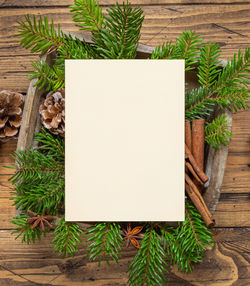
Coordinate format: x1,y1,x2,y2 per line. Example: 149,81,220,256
65,60,185,221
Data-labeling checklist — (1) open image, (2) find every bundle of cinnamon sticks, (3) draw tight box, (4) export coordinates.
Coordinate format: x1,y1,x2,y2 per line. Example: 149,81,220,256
185,119,214,227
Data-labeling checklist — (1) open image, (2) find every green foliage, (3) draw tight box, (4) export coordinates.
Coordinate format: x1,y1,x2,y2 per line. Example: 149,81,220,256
12,213,47,244
151,41,176,59
215,47,250,112
185,87,216,120
93,2,144,59
9,129,64,215
128,226,167,286
16,15,66,55
175,30,203,70
30,60,65,92
198,43,221,88
52,216,83,257
70,0,104,32
205,114,232,149
85,222,124,265
163,202,214,273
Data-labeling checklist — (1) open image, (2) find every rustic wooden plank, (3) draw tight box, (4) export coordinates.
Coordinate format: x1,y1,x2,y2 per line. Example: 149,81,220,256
1,4,250,91
1,0,250,7
0,228,249,285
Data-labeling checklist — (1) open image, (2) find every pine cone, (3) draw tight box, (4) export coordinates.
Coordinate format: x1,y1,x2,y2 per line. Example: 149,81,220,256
0,90,24,142
39,89,65,137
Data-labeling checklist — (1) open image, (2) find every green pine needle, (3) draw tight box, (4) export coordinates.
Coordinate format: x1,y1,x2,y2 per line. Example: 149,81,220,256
85,222,124,265
205,114,232,149
128,226,167,286
52,216,83,258
12,213,47,244
93,2,144,59
16,15,66,55
151,41,176,59
70,0,104,32
197,43,222,88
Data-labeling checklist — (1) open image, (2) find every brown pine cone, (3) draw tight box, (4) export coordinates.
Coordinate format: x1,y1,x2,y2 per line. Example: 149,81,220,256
39,88,65,137
0,90,24,142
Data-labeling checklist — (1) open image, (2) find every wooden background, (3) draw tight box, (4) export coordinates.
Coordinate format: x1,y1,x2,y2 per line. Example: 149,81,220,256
0,0,250,285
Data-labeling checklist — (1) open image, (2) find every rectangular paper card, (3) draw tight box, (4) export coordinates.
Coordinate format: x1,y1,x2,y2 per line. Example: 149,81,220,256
65,60,185,221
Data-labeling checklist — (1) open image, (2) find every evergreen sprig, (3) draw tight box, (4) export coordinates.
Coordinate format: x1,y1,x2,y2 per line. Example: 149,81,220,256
30,60,65,91
93,2,144,59
12,213,46,244
70,0,104,32
128,225,167,286
85,222,124,265
185,87,216,120
175,30,203,70
52,216,84,258
166,202,214,272
151,41,176,59
205,114,232,149
16,15,67,55
197,43,221,88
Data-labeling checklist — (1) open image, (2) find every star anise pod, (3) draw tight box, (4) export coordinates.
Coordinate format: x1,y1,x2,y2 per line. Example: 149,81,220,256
26,210,56,232
122,223,143,249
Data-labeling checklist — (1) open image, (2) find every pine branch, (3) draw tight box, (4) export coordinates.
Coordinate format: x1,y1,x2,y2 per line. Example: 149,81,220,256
16,15,67,55
185,87,216,120
85,222,124,265
175,30,203,70
29,60,65,92
197,43,221,88
173,202,214,272
34,128,65,161
52,216,83,257
214,47,250,112
151,41,176,59
93,2,144,59
70,0,104,32
128,225,167,286
12,213,46,244
205,114,232,149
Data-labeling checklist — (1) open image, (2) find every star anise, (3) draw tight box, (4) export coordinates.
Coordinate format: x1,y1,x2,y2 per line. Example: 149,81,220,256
122,223,143,249
26,210,56,232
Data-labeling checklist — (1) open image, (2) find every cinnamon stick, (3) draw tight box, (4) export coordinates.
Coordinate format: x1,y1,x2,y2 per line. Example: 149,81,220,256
185,161,203,186
185,144,208,184
185,174,214,227
191,119,205,171
185,120,192,151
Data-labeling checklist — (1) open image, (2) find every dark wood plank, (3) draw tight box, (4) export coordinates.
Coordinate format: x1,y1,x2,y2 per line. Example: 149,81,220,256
0,228,249,285
1,5,250,91
1,0,250,7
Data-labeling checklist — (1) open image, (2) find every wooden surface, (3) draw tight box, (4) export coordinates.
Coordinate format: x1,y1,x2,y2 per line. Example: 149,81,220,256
0,0,250,285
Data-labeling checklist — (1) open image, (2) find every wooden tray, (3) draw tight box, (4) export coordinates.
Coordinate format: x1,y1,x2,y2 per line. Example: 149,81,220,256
16,32,232,215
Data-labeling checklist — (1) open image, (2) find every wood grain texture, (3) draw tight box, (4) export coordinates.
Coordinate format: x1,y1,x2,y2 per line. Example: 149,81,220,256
1,4,250,91
0,228,249,285
0,1,250,285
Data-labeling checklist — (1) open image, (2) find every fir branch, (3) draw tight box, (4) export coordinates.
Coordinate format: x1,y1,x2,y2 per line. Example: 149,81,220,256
70,0,104,32
175,30,203,70
29,60,65,92
52,216,83,258
151,41,176,59
34,128,65,160
185,87,216,120
173,202,214,272
16,15,67,55
11,176,64,214
205,114,232,149
214,47,250,112
93,2,144,59
128,225,167,286
12,213,46,244
197,43,221,88
85,222,124,265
